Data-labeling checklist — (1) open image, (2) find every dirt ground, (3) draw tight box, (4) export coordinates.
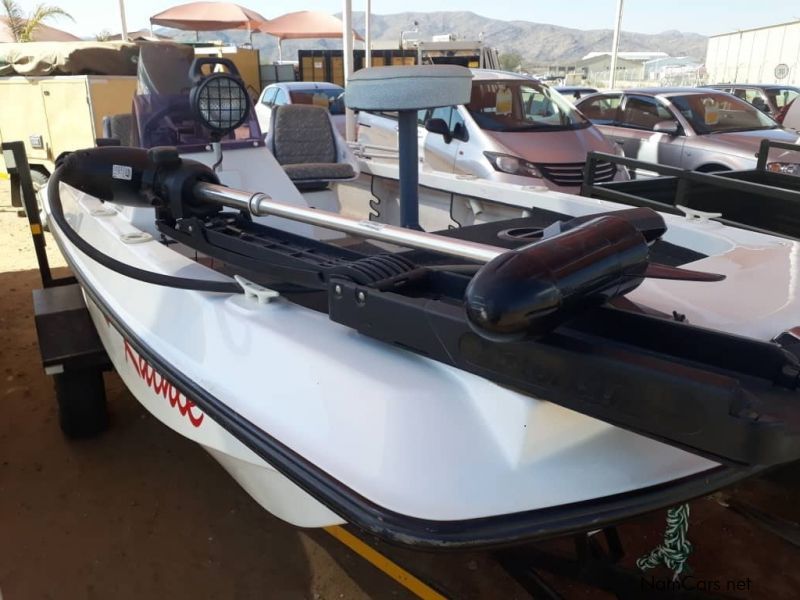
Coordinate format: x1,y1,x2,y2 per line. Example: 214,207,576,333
1,179,800,599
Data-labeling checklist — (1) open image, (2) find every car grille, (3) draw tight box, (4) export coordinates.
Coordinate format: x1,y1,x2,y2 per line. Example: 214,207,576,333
536,161,617,186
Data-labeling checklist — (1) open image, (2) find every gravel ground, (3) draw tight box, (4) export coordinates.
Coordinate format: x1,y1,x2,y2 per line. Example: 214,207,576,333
1,179,799,599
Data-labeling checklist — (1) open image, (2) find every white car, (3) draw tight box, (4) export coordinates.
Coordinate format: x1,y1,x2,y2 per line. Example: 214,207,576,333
255,81,346,137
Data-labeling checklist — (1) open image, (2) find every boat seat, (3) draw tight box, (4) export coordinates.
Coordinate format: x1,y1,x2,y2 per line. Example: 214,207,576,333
266,104,356,189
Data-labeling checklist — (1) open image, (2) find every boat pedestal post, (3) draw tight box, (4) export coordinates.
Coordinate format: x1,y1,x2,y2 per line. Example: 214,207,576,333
397,109,420,230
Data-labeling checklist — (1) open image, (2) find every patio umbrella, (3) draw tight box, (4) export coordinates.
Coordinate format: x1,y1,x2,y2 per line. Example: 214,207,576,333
150,1,268,42
0,17,80,42
259,10,363,61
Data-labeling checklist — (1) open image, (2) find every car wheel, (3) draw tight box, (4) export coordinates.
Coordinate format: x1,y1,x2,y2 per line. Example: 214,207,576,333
696,164,730,173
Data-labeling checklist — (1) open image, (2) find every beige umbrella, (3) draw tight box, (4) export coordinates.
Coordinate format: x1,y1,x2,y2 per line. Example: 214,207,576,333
150,1,268,42
259,10,363,61
0,17,80,42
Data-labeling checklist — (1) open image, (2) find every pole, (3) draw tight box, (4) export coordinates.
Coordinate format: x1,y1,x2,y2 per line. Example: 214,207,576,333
195,183,500,263
609,0,624,88
277,40,282,62
396,111,420,229
365,0,372,68
118,0,128,41
343,0,356,141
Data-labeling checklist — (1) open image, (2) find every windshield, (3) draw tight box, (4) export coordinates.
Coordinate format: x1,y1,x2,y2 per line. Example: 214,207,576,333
765,88,800,109
289,88,345,115
465,80,590,132
668,92,778,134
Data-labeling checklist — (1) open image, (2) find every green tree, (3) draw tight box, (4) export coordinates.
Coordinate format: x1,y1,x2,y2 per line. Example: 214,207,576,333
499,51,524,73
2,0,73,42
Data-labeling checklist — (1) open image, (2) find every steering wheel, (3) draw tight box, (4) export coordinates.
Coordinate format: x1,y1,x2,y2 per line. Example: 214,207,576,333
141,103,198,146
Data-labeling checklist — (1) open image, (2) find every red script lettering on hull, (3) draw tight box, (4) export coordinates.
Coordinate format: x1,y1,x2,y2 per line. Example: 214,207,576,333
123,340,205,427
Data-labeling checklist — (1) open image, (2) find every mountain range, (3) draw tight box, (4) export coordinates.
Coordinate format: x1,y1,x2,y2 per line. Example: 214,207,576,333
165,11,708,65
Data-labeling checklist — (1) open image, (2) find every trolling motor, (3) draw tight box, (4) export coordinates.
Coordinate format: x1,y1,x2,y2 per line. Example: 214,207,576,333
56,148,722,341
53,58,722,339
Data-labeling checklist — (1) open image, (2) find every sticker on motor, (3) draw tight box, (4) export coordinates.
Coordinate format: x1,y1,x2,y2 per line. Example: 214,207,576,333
112,164,133,180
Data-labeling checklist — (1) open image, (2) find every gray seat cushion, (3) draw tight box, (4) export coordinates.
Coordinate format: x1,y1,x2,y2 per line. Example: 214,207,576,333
283,162,355,182
272,105,336,166
346,65,473,111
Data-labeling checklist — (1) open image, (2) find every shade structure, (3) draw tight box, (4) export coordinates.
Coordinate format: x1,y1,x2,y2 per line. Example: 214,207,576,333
150,2,268,32
0,17,80,43
259,10,362,42
107,29,172,42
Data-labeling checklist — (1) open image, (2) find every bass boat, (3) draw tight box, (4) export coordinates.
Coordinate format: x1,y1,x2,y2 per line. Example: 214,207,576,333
40,57,800,549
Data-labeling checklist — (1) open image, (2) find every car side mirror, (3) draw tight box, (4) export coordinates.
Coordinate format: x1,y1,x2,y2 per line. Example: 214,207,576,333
425,118,452,144
653,120,680,136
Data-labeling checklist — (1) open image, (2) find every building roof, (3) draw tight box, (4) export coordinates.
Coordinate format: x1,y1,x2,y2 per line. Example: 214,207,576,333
581,51,669,62
709,19,800,38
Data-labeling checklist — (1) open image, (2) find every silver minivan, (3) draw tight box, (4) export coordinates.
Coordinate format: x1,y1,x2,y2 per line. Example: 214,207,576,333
356,69,627,192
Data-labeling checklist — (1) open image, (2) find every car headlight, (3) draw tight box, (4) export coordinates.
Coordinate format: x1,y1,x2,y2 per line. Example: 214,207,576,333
484,152,542,178
767,162,800,175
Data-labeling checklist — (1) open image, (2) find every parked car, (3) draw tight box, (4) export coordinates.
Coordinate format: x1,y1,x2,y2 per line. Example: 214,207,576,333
703,84,800,116
256,81,345,136
357,70,627,192
575,88,800,174
555,86,599,101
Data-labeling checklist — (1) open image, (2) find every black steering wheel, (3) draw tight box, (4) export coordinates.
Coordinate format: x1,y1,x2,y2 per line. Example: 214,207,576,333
141,103,198,146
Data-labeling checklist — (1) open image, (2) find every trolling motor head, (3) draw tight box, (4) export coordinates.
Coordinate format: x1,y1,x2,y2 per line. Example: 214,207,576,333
56,146,220,221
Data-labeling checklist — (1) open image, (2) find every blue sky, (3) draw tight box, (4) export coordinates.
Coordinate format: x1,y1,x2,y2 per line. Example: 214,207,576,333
21,0,800,38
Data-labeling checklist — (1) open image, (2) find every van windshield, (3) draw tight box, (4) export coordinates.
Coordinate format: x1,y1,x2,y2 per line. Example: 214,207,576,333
465,81,590,132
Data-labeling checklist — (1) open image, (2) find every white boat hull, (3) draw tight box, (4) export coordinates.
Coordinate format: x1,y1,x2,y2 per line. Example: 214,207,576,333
41,145,793,546
85,295,344,527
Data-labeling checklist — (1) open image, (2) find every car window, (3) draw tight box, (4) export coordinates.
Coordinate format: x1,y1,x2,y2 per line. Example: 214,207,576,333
261,87,278,106
465,80,589,132
735,88,770,112
669,92,778,134
766,88,800,109
274,89,288,106
619,95,674,130
451,108,467,139
417,109,428,125
288,88,345,115
578,95,621,125
429,106,453,126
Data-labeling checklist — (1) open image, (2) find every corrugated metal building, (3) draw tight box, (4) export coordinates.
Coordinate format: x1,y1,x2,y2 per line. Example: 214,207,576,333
706,20,800,84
